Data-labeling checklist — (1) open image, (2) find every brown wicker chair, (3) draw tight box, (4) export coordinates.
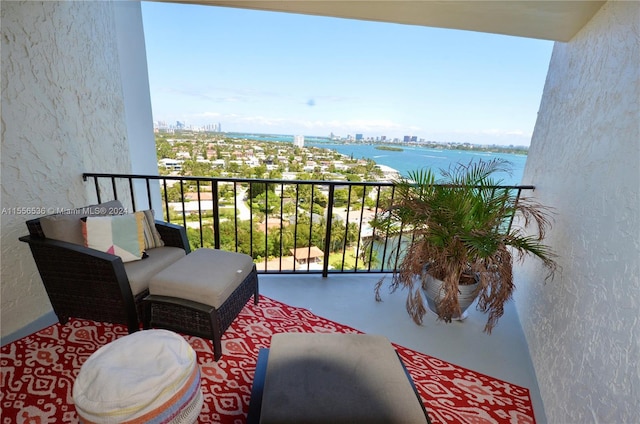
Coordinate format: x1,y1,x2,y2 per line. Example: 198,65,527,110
19,208,190,334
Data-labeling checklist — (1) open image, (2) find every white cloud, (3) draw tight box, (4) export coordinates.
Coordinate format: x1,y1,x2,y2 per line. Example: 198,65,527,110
195,112,222,118
453,128,532,138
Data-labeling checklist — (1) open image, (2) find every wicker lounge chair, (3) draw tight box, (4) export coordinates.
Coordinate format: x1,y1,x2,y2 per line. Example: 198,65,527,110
19,201,190,333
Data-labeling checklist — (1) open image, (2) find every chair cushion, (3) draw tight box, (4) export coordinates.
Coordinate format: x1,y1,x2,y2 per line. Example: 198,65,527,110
82,212,146,263
149,249,254,308
124,246,186,295
39,200,124,245
73,329,203,424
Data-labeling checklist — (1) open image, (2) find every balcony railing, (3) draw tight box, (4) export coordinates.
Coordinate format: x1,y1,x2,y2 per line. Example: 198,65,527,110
83,173,534,277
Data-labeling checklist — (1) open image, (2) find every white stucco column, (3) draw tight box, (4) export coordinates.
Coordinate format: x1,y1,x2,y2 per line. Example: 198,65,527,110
113,1,162,216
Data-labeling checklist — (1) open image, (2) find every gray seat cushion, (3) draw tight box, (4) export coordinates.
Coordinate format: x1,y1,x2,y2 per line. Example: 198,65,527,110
149,248,255,308
260,333,429,424
124,246,186,296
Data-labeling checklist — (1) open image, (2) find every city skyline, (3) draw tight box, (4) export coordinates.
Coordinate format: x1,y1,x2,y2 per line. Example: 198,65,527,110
142,3,554,146
152,120,459,145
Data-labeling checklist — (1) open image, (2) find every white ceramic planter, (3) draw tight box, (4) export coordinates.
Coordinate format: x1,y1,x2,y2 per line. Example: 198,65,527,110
421,271,480,321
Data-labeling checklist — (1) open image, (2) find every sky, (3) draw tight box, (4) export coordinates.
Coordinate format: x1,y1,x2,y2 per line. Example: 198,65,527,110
141,2,554,146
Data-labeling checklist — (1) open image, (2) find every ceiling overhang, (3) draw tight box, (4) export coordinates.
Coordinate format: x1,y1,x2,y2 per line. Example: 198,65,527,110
155,0,606,42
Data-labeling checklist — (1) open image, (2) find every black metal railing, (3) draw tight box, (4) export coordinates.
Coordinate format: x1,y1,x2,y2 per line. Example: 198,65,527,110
83,173,534,277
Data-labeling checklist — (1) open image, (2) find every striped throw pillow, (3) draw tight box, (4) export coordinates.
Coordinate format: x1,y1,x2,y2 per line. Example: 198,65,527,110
140,209,165,249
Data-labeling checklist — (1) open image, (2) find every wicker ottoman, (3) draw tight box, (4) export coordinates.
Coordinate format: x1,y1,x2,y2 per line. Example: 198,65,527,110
143,248,259,360
73,329,203,424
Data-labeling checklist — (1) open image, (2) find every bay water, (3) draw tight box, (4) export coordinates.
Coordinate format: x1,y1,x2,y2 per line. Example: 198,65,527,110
225,133,528,185
308,142,527,185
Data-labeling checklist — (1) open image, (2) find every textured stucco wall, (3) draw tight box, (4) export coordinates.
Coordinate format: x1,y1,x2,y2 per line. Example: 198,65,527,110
1,1,132,338
515,1,640,422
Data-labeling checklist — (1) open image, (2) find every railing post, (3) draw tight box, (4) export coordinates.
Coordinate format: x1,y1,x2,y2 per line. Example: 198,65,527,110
322,184,335,277
127,178,136,211
111,177,118,201
278,182,285,271
507,187,523,233
293,184,300,269
367,186,383,271
249,182,254,258
307,184,315,272
380,185,396,271
93,177,102,204
145,179,152,211
233,182,239,252
264,186,269,271
196,181,203,248
162,179,169,222
179,181,186,229
212,180,220,249
340,186,353,271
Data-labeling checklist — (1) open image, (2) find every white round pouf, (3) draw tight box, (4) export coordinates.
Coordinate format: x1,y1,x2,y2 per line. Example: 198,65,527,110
73,329,203,424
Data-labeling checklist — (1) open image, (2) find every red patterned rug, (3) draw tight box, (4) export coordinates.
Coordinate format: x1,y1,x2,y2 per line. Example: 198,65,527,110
1,296,536,423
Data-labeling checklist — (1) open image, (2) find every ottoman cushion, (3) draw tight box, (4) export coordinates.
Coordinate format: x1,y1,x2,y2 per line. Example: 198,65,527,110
124,246,186,296
149,249,255,308
259,333,429,424
73,329,203,424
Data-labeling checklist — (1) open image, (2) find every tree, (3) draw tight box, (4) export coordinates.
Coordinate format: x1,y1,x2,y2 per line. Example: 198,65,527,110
326,220,359,253
313,191,328,208
162,183,184,203
282,200,297,216
268,169,283,180
351,185,365,202
227,161,240,174
251,192,281,215
252,164,267,179
249,182,267,198
333,188,350,208
358,241,380,270
217,220,266,260
156,139,173,160
182,160,212,177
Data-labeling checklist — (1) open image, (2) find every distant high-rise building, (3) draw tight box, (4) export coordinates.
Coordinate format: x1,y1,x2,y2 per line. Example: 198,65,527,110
293,135,304,148
381,136,387,141
403,135,411,142
355,133,363,141
154,120,168,130
410,136,418,142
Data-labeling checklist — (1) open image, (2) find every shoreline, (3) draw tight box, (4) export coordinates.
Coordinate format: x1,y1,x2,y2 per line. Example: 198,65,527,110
222,131,529,156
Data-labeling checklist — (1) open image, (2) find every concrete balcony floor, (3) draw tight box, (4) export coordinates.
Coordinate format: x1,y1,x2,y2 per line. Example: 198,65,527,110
259,272,546,423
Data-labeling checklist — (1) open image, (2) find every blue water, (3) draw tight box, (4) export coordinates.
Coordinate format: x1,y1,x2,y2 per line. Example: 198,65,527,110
308,143,527,185
224,133,527,185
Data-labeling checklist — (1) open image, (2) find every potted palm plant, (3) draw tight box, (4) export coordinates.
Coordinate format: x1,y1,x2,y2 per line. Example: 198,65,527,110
372,158,558,333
